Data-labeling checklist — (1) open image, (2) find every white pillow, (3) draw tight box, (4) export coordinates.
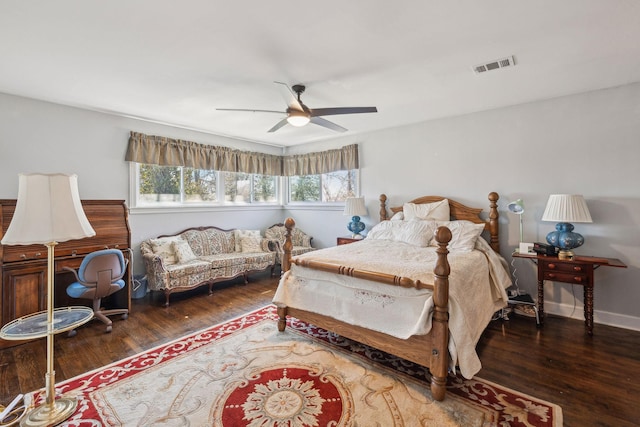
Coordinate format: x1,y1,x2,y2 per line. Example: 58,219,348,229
241,234,263,253
432,220,485,252
367,220,436,247
403,199,450,221
390,211,404,221
149,236,183,265
172,239,197,263
234,229,261,252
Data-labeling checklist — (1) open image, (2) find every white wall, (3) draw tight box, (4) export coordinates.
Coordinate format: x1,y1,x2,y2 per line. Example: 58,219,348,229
1,82,638,330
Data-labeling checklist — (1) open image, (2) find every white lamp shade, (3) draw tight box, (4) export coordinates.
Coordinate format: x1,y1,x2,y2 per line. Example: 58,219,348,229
541,194,593,223
343,197,367,217
1,173,96,245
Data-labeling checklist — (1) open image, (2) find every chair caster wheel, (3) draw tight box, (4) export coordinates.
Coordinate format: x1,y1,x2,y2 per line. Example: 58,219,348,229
122,313,128,320
67,329,77,337
106,325,113,333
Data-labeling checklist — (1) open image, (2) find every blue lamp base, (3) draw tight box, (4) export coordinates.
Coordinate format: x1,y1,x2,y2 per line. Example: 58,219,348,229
546,222,584,260
347,215,365,239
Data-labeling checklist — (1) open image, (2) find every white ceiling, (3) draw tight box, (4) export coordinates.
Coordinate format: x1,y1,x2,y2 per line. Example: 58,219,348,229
2,1,640,147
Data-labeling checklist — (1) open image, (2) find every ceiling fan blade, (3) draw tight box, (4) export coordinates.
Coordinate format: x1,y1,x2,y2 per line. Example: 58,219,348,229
217,108,284,114
310,106,378,117
310,117,347,133
274,81,304,111
268,118,289,133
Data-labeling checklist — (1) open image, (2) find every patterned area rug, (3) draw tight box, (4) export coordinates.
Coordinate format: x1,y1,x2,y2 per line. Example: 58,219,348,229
26,305,562,426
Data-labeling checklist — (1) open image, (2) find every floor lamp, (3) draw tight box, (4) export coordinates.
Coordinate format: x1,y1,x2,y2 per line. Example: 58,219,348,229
0,173,95,426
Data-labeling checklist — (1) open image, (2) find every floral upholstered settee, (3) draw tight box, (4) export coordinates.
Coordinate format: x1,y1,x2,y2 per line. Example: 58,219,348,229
140,226,276,306
265,223,315,273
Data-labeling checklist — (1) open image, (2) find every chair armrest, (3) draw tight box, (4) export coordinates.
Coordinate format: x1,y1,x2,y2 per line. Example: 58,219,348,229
62,266,81,283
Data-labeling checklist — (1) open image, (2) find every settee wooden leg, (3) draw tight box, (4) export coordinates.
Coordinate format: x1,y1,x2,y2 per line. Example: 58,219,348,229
163,291,170,307
243,273,249,285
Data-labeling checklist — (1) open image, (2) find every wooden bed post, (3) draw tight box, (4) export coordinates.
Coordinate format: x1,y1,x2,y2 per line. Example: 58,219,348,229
431,225,452,401
488,192,500,253
282,217,294,274
379,194,388,221
277,217,295,332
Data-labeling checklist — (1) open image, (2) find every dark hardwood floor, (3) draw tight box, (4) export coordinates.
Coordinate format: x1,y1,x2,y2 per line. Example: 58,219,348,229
1,272,639,426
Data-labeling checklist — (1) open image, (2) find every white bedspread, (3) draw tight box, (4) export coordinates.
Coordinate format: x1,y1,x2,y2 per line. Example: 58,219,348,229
273,237,511,379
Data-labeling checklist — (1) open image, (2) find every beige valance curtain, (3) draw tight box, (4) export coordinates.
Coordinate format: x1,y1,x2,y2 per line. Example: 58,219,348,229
282,144,358,176
126,131,358,176
125,131,282,175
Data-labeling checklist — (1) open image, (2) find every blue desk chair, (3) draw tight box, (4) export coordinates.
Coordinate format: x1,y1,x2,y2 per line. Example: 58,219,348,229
64,249,129,333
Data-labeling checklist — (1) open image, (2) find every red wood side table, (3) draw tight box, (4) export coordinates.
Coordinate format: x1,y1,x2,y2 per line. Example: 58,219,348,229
512,252,627,335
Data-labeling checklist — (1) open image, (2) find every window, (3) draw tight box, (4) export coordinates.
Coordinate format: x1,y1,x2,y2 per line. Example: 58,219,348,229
135,164,277,207
224,172,277,203
184,168,217,203
289,170,358,202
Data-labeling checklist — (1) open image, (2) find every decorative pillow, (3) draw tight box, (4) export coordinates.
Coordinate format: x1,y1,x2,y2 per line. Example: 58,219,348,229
149,236,183,265
367,219,436,247
432,220,485,252
234,230,261,252
172,239,197,263
241,235,263,253
403,199,450,221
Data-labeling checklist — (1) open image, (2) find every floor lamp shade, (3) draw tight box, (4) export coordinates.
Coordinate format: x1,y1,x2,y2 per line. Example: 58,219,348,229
1,173,96,245
0,173,95,427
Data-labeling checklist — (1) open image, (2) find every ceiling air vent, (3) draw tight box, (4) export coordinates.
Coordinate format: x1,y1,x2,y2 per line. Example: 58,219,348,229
473,56,516,74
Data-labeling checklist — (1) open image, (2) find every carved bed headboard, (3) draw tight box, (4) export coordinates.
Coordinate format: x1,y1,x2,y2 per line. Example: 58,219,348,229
378,193,500,252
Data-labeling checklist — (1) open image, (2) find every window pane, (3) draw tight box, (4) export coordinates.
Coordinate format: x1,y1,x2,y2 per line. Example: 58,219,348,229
138,164,181,204
253,174,277,202
322,170,357,201
184,168,217,203
224,172,251,203
290,175,321,202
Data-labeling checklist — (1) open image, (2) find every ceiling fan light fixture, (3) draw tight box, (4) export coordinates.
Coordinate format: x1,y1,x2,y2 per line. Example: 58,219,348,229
287,111,310,127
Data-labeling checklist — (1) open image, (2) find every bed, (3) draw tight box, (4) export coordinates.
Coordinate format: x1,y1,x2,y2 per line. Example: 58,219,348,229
273,192,511,401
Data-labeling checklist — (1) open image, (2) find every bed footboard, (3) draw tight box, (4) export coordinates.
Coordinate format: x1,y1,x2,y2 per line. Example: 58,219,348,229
277,217,452,401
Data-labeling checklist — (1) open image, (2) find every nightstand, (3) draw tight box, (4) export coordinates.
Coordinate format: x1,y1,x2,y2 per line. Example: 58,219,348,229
513,252,627,335
337,237,361,245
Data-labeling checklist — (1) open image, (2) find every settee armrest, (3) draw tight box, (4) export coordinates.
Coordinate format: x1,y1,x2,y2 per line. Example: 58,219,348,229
296,230,313,248
141,251,167,272
261,238,281,253
265,223,314,249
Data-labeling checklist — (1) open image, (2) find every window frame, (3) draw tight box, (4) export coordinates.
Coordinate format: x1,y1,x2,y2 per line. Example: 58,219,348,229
129,163,361,213
129,163,281,212
286,169,361,206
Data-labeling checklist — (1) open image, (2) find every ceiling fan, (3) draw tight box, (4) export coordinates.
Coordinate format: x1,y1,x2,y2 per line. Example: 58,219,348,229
217,81,377,133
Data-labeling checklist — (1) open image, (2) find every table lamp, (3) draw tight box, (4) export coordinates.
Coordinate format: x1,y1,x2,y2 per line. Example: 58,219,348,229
0,173,95,426
344,197,367,239
541,194,592,260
